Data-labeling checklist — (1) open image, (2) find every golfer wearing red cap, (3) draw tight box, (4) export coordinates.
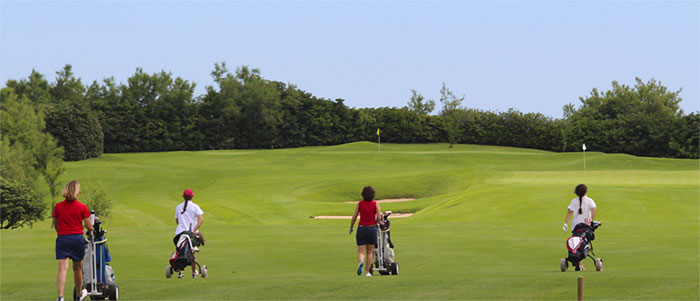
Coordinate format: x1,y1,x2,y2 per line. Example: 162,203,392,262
174,188,204,277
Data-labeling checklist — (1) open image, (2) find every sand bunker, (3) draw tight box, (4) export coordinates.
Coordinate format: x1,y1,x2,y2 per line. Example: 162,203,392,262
312,213,414,219
343,198,415,204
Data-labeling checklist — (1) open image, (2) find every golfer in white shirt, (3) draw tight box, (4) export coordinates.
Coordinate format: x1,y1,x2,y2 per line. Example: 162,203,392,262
563,184,597,231
174,188,204,277
175,189,204,234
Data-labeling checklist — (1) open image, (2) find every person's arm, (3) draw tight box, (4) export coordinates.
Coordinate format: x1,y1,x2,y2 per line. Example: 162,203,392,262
83,217,94,234
376,202,383,224
588,207,597,223
52,217,58,233
175,218,179,225
563,210,573,231
349,203,360,233
193,214,203,232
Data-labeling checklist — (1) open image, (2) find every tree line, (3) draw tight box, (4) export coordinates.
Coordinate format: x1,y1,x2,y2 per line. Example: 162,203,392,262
3,64,698,160
2,63,697,228
9,64,698,158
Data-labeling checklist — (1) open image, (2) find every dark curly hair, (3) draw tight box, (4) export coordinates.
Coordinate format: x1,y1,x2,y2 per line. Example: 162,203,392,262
361,186,375,201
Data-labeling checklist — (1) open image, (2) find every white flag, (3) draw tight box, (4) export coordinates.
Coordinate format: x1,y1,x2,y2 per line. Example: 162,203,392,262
582,144,587,151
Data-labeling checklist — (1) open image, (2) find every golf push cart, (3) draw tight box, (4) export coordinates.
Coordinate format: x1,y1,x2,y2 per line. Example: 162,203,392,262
561,221,604,272
76,210,119,300
371,211,399,276
166,230,207,279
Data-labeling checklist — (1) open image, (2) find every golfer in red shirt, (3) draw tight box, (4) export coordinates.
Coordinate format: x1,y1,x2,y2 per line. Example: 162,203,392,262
349,186,382,276
52,180,93,301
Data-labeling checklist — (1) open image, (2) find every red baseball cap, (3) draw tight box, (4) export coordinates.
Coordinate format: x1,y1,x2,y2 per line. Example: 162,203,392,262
183,189,194,197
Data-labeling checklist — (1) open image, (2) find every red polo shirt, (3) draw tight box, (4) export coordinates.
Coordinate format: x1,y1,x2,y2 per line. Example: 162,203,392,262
52,199,90,235
358,200,377,226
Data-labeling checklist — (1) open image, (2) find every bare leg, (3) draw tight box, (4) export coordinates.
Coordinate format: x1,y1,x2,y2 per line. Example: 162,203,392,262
357,245,366,263
73,260,83,295
192,253,197,275
365,244,375,274
57,258,69,297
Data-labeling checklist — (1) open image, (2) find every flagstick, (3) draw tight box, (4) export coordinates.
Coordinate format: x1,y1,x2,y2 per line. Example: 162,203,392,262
582,143,587,171
378,133,381,152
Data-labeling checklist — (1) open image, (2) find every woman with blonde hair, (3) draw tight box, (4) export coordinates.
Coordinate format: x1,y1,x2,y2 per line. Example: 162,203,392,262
52,180,94,301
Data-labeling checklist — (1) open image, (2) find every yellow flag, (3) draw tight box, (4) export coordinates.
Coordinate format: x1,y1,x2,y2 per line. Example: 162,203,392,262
377,128,380,135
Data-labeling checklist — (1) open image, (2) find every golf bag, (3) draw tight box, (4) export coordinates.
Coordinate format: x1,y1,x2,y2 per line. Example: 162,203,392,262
79,211,119,300
372,211,399,275
166,231,208,278
561,221,603,272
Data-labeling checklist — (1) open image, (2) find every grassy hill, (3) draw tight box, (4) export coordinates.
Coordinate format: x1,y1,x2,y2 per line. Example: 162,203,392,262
1,142,698,299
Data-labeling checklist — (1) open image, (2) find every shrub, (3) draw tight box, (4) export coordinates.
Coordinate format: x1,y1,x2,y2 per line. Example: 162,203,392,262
83,185,112,219
0,179,47,229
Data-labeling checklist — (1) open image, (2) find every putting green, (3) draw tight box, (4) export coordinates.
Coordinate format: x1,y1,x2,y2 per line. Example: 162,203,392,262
1,143,697,299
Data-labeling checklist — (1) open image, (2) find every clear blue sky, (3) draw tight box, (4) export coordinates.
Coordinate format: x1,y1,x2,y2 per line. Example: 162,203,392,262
2,0,698,117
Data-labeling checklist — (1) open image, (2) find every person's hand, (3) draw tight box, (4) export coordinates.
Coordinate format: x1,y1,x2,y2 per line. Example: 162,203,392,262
348,227,353,234
562,223,568,232
584,217,592,225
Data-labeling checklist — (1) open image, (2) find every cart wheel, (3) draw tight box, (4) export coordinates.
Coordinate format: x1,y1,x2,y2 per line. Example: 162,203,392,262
108,284,119,301
390,262,399,275
560,258,568,272
166,266,173,278
379,270,389,275
201,265,208,278
595,258,603,271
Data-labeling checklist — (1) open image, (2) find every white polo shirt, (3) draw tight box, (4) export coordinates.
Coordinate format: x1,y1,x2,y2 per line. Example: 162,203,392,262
568,196,596,227
174,201,204,234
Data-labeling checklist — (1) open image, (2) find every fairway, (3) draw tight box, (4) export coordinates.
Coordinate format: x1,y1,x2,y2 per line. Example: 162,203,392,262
1,143,698,300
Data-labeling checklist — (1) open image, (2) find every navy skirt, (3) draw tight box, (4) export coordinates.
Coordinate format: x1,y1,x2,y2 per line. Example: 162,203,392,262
55,234,86,261
356,226,378,246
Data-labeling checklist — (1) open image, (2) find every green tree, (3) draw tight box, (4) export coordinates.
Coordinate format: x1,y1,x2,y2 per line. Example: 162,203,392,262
43,159,65,209
0,88,63,184
4,69,52,105
669,112,699,158
86,77,143,153
201,63,284,149
198,62,243,149
563,78,685,157
50,64,86,105
1,88,65,224
0,179,47,229
44,103,104,161
407,89,435,115
83,183,113,219
233,66,283,148
438,83,465,148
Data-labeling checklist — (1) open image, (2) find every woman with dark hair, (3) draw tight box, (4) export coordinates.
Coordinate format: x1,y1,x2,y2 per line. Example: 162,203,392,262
349,186,382,276
174,188,204,278
53,180,94,301
563,184,597,231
